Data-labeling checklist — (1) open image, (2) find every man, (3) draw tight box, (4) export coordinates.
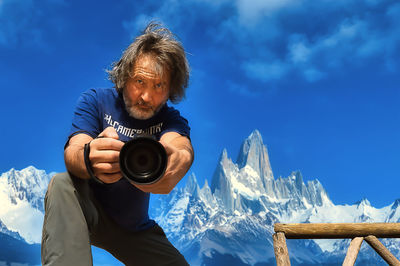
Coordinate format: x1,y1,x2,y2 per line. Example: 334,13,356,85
41,22,193,266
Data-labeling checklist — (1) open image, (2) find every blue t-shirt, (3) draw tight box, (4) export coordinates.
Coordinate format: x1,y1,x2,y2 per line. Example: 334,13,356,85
68,88,190,232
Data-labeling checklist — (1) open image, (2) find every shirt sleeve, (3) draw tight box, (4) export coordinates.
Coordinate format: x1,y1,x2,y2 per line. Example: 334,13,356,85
161,107,191,139
67,89,102,142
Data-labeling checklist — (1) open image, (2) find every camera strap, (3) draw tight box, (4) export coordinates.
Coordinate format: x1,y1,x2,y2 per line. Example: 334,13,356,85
84,141,105,184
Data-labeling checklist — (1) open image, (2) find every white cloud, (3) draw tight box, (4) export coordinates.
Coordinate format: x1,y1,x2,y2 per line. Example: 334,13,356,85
0,0,63,47
226,80,257,97
289,40,312,64
122,0,400,91
122,14,155,40
357,38,382,58
242,60,290,82
235,0,299,25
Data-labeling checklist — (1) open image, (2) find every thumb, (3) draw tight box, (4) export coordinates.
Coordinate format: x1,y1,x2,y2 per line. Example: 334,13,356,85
99,126,119,140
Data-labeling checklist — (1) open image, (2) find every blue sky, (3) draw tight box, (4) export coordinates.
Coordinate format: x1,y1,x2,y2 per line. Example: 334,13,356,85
0,0,399,207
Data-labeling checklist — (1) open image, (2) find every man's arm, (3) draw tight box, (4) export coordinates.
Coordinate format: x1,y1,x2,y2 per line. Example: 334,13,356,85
134,131,194,194
64,127,124,183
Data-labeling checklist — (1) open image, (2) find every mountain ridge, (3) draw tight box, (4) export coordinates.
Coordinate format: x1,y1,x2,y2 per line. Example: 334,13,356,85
151,130,400,265
0,165,52,244
0,130,399,265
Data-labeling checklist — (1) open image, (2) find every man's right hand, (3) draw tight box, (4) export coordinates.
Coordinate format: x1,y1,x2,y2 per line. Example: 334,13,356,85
64,127,124,183
88,127,125,183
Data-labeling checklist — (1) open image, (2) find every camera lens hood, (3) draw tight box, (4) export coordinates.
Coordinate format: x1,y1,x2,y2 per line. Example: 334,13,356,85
119,135,167,185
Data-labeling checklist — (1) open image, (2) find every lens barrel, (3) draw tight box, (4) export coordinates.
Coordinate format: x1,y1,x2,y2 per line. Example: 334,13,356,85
119,135,167,185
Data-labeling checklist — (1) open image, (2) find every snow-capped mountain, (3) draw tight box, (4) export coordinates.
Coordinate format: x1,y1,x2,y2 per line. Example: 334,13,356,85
0,167,124,265
1,130,399,265
150,130,400,265
0,166,53,244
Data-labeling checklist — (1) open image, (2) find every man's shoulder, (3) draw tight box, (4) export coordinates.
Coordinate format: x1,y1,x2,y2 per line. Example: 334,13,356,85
79,88,119,104
159,104,181,118
163,103,182,113
83,87,117,97
158,104,190,138
160,104,189,124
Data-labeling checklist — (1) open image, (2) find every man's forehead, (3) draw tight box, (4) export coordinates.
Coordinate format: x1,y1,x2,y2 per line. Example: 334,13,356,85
133,54,168,79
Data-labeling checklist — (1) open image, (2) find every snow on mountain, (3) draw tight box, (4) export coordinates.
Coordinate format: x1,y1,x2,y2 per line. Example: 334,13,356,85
0,219,24,242
150,130,400,265
0,166,53,244
1,130,399,265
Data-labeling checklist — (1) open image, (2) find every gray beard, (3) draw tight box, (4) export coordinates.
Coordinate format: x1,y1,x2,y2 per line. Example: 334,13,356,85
123,93,166,120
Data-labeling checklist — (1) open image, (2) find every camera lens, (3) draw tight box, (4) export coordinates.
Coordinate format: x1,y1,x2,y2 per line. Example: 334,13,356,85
120,136,167,184
127,143,158,176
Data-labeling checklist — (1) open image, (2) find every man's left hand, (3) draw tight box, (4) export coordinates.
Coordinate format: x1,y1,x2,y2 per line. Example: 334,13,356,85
133,132,193,194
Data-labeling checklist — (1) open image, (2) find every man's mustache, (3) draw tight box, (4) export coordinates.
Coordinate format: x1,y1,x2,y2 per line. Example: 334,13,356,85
134,101,153,110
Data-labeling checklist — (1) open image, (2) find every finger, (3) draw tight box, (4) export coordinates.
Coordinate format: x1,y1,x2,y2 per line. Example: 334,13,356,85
93,162,120,174
99,126,119,140
90,150,120,163
91,137,124,151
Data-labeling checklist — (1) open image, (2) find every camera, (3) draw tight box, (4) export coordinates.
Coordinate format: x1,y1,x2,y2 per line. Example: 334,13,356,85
119,135,167,185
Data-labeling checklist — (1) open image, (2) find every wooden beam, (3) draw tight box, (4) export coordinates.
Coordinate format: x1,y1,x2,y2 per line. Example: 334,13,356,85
274,223,400,239
364,235,400,266
273,232,291,266
342,237,364,266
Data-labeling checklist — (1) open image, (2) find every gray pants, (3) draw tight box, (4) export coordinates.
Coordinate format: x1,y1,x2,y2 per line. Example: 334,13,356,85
41,172,188,266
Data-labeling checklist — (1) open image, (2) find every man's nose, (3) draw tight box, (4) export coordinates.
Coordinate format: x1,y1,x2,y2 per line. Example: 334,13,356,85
140,89,151,102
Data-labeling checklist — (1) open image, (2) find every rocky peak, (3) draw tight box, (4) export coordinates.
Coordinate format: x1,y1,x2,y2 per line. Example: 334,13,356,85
186,173,199,192
0,166,52,212
236,130,274,181
356,198,371,207
210,149,235,193
185,173,201,198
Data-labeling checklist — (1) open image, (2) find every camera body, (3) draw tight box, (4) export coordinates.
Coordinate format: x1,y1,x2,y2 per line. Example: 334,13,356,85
119,135,167,185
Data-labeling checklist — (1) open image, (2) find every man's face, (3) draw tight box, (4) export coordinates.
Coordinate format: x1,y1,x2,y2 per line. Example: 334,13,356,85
123,54,170,120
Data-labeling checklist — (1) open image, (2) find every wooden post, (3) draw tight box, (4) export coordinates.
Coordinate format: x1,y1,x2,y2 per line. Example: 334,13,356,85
273,223,400,265
274,223,400,239
364,235,400,266
273,232,291,266
342,237,364,266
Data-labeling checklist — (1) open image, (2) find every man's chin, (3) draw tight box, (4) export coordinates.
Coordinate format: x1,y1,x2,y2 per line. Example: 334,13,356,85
127,107,154,120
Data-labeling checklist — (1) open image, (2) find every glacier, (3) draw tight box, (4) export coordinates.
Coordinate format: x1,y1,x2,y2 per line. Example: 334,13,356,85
0,129,399,265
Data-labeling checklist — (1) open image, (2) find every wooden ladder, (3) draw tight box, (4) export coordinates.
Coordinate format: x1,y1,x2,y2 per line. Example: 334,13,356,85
273,223,400,266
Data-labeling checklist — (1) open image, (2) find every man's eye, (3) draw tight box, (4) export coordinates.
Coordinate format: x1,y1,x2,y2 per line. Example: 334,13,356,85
155,83,164,91
136,79,143,84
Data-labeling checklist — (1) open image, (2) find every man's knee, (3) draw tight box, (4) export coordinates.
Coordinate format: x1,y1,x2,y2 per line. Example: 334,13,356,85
46,172,74,198
42,172,94,266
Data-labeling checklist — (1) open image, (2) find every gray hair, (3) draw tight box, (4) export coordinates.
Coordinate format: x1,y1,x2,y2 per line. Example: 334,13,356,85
108,22,189,104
